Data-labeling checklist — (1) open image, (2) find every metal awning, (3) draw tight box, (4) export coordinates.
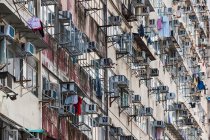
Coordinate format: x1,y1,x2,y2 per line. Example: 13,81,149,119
133,33,156,61
0,2,49,50
28,129,45,133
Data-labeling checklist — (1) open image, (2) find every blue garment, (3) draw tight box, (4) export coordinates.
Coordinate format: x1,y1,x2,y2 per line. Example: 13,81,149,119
96,77,102,99
138,24,144,37
197,80,205,90
159,16,170,37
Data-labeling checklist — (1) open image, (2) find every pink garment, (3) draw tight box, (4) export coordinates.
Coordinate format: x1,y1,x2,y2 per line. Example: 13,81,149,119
157,18,162,30
27,17,42,30
156,128,163,140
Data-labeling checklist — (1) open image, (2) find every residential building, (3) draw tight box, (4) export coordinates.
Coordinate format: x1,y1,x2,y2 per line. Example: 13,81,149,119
0,0,209,140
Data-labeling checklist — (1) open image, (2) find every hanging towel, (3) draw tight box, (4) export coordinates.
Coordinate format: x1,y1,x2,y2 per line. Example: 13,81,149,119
156,128,163,140
157,18,162,30
138,24,144,37
74,96,82,115
65,95,78,105
159,16,170,37
162,16,170,37
27,17,42,30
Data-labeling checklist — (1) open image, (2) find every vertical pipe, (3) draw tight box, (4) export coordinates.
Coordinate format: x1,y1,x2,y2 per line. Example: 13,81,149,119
0,38,7,65
103,0,109,139
55,1,60,140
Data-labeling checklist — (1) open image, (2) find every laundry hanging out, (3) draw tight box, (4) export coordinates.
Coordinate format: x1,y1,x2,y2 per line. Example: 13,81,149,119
74,96,83,115
27,17,45,37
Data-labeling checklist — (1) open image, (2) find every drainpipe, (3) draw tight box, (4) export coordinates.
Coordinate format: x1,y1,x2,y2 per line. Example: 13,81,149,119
104,0,109,139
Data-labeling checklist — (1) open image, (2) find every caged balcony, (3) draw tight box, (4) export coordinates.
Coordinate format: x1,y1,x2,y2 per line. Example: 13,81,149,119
113,33,133,59
121,2,137,22
59,26,87,56
110,75,129,88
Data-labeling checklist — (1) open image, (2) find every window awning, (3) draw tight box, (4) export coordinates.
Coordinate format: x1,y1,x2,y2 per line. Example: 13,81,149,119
28,129,45,133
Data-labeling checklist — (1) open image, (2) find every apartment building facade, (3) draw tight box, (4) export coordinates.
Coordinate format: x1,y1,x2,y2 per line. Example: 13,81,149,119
0,0,209,140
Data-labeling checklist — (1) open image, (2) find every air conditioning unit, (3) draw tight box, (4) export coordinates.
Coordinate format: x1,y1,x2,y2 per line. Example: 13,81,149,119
150,68,159,77
133,0,145,7
167,7,173,14
199,38,208,45
178,29,186,36
190,87,196,94
179,110,188,117
140,107,153,116
136,51,146,61
193,96,201,102
120,135,135,140
0,72,14,94
174,103,184,110
149,19,156,28
184,118,194,125
98,116,112,126
62,82,77,94
114,75,129,88
167,105,174,111
143,57,151,65
202,15,208,20
58,11,72,22
199,72,205,77
24,42,36,56
110,127,123,136
100,58,113,67
0,25,15,39
88,41,99,52
86,104,98,114
166,92,176,100
136,6,150,16
44,90,57,99
173,19,180,27
189,13,196,21
8,129,18,140
91,60,100,68
110,89,121,98
132,95,141,103
184,6,192,13
138,69,147,77
153,121,165,128
145,107,153,116
108,16,122,26
159,86,169,93
185,41,190,47
60,105,75,115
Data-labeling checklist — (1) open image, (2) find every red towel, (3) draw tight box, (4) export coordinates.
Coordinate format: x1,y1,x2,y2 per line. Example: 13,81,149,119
74,96,82,115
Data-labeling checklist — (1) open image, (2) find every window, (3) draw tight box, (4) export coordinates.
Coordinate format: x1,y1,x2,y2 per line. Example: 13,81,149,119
23,58,38,96
120,91,129,107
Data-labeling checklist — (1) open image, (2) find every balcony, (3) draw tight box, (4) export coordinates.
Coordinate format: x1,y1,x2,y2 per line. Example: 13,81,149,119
0,1,49,50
